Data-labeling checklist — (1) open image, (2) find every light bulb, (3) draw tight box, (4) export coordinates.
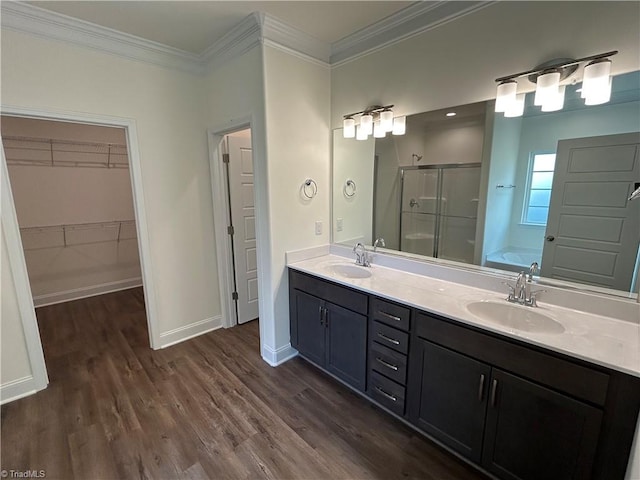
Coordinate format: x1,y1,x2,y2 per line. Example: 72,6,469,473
392,116,406,135
343,117,355,138
534,71,560,107
495,80,517,113
584,77,612,105
360,113,373,135
541,85,566,112
356,124,368,141
582,59,611,99
504,94,525,117
373,120,386,138
380,109,394,132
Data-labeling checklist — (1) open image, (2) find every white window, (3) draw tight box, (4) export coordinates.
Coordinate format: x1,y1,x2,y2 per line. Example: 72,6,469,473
522,152,556,225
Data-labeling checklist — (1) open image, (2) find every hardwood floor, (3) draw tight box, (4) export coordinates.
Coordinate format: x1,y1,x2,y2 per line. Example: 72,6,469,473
1,288,488,479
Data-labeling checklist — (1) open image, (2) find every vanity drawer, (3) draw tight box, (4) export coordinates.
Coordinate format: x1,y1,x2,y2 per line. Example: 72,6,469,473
370,370,406,416
372,321,409,354
371,297,410,331
370,342,408,385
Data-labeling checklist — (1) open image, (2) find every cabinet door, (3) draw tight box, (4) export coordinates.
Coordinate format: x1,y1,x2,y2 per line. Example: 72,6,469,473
482,369,603,480
409,339,491,463
325,302,367,391
292,289,325,366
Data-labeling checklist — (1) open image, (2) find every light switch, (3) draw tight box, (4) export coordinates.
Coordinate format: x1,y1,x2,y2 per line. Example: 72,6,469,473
337,218,343,232
315,221,322,235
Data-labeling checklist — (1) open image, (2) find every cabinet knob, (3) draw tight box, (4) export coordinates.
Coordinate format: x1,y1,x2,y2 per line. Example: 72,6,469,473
478,374,485,402
490,379,499,407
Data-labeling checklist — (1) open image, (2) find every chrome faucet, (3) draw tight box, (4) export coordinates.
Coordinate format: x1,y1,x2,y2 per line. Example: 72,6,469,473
373,237,386,252
505,262,544,307
353,242,370,267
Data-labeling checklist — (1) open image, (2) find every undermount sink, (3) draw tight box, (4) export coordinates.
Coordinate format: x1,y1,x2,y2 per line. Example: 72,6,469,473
329,263,372,279
465,301,565,335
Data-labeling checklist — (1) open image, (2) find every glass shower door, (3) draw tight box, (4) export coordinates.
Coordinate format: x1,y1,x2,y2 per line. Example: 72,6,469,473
437,166,481,263
400,168,438,256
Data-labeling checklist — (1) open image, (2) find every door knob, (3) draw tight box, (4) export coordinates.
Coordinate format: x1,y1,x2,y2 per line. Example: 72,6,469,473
546,235,555,242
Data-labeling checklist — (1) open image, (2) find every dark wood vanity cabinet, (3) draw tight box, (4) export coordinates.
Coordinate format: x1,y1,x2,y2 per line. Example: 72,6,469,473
288,268,640,480
289,270,368,391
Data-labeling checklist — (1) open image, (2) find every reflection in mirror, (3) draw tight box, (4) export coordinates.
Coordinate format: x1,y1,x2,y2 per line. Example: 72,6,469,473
332,71,640,297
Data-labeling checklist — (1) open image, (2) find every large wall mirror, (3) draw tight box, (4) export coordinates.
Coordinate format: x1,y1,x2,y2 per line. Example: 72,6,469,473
332,71,640,298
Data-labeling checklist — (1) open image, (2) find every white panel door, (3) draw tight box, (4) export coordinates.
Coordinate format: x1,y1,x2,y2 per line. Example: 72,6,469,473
228,133,258,324
541,132,640,291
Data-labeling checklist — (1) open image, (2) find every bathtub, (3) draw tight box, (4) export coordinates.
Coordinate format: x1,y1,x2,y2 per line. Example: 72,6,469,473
485,247,542,273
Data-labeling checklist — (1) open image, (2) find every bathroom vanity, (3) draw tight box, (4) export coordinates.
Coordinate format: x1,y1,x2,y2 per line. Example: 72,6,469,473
288,254,640,480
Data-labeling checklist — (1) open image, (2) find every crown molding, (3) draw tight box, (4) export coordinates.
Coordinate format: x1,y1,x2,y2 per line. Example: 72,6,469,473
1,1,204,75
259,13,330,67
331,1,495,66
201,12,262,74
1,1,494,75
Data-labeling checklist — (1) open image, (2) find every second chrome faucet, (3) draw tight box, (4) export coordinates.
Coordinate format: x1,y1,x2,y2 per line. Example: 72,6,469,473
505,262,544,307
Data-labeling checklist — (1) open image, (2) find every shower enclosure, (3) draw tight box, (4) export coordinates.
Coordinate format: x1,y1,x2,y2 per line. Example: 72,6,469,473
399,164,481,263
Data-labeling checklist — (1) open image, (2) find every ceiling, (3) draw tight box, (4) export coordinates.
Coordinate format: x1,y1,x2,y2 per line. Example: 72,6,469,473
27,1,415,54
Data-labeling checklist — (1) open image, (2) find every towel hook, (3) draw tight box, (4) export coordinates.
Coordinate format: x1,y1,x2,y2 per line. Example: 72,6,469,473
302,178,318,199
344,179,357,197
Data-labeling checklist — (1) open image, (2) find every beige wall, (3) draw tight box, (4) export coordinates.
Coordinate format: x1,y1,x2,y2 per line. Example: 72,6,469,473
262,46,331,352
331,1,640,128
1,29,218,344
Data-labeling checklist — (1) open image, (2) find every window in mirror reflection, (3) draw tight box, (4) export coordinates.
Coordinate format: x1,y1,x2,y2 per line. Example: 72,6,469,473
523,152,556,225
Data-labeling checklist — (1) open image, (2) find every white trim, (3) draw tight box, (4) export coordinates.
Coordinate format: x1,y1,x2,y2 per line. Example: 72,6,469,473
331,1,494,66
1,1,494,74
201,13,262,74
1,2,203,75
1,148,49,396
261,343,298,367
0,375,40,405
158,316,223,349
1,105,161,351
260,13,330,65
32,278,143,307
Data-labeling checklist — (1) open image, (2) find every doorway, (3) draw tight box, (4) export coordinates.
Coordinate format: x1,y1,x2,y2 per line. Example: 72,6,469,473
1,110,159,401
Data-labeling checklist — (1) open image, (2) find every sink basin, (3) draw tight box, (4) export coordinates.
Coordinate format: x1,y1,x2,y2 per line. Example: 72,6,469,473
329,263,372,279
465,301,565,334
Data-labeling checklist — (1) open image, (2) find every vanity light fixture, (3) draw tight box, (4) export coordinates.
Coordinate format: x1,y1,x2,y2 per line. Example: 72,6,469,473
342,105,406,139
446,112,457,117
494,50,617,117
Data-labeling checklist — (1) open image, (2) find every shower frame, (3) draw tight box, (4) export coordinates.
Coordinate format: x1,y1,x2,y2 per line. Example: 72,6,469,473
398,163,481,259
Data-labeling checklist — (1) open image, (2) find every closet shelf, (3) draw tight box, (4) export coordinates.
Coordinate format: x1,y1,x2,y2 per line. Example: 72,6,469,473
3,135,129,169
20,220,137,250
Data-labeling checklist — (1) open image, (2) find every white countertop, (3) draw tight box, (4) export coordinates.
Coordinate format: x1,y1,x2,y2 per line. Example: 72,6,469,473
288,254,640,378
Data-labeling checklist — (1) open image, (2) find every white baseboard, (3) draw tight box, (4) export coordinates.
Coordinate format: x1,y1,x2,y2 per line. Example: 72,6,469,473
261,342,298,366
158,315,223,349
0,375,44,405
33,277,143,307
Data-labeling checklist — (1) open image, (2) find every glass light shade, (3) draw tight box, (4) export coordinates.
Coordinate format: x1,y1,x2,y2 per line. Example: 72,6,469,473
495,80,517,113
360,113,373,135
356,125,368,141
581,59,611,99
380,109,394,132
343,117,355,138
584,77,612,105
541,85,566,112
373,120,386,138
392,116,406,135
504,93,525,117
534,71,561,106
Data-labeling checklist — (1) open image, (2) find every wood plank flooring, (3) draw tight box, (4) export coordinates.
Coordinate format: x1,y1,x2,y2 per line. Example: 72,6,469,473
1,288,488,479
